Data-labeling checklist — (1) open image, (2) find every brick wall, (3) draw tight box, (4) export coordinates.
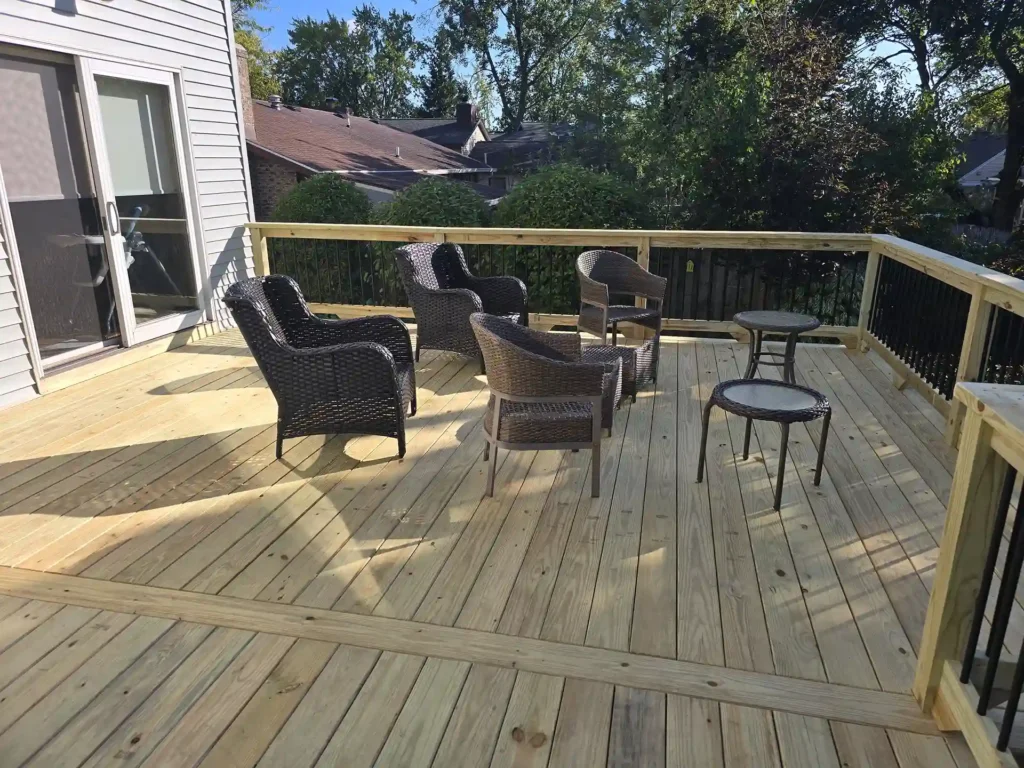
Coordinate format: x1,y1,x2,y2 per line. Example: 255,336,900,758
250,153,300,219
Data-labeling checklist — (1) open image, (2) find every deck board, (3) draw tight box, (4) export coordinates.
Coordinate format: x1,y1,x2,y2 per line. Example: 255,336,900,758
0,330,986,766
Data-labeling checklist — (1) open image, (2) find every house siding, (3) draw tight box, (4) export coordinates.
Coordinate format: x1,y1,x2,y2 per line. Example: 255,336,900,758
0,228,35,407
0,0,254,403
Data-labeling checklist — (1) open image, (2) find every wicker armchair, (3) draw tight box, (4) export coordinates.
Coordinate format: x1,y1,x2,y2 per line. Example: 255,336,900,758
577,249,667,389
396,242,528,370
470,313,621,498
223,276,416,459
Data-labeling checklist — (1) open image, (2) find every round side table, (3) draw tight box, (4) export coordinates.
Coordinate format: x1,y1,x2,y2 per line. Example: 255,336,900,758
733,310,820,383
696,379,831,510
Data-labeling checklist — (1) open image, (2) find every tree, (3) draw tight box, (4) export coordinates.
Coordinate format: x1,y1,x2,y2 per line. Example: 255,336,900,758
275,9,420,118
235,28,280,100
439,0,607,130
936,0,1024,231
356,7,422,119
418,29,466,118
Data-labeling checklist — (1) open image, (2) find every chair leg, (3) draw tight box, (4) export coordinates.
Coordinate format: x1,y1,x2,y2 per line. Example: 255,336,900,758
611,323,618,346
415,339,420,362
486,446,497,496
774,422,790,511
814,409,831,485
398,430,406,459
696,400,714,483
275,433,283,460
591,441,601,497
743,418,753,460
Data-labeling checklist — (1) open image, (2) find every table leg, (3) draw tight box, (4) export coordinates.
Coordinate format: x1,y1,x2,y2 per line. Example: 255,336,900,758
697,400,714,483
774,422,789,511
814,408,830,485
612,322,618,346
744,328,757,378
784,333,798,383
743,418,753,460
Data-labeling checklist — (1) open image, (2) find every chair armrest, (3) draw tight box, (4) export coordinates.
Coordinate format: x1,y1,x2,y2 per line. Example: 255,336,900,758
467,275,528,317
311,315,413,367
424,287,484,318
275,341,402,403
633,271,668,303
578,271,610,308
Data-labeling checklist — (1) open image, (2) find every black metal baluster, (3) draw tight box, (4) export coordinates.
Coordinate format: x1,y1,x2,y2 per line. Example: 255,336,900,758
980,483,1024,713
962,467,1018,682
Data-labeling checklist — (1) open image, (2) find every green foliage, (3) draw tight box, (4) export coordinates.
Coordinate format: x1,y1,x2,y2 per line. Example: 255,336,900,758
438,0,609,129
418,30,466,118
275,8,421,118
372,178,491,227
493,163,645,228
235,28,280,100
271,174,372,223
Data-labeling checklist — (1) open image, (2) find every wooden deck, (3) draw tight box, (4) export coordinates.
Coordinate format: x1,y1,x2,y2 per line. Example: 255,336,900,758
0,330,988,767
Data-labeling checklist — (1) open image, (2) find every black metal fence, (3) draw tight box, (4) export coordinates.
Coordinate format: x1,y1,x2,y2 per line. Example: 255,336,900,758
981,307,1024,385
269,237,865,324
648,248,866,325
868,256,972,398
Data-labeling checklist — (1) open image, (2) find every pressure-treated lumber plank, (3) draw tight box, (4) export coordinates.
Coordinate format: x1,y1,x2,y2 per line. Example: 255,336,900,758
79,627,254,768
0,569,940,734
196,638,336,768
23,622,214,768
138,633,296,768
0,615,173,762
607,686,666,768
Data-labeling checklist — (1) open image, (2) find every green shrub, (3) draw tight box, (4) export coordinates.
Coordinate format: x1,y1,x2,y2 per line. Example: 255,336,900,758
490,164,646,312
271,174,372,223
493,163,646,229
371,177,490,227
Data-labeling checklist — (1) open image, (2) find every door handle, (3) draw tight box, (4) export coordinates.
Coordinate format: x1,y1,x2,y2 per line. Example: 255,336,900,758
106,201,121,236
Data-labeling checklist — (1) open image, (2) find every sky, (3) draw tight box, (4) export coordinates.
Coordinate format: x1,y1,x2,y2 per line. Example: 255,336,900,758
251,1,436,50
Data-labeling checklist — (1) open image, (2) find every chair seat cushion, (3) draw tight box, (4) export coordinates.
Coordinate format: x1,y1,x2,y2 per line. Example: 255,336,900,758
484,396,595,444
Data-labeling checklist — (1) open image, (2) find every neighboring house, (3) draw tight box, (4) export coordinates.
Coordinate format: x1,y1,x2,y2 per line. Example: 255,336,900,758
957,132,1009,188
471,122,574,190
0,3,256,408
381,102,490,156
240,70,499,219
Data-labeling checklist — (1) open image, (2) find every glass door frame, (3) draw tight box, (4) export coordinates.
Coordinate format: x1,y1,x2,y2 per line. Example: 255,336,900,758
76,57,207,347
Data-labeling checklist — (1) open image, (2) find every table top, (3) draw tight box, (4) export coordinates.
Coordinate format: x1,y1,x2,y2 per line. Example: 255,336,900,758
733,310,821,333
715,379,829,416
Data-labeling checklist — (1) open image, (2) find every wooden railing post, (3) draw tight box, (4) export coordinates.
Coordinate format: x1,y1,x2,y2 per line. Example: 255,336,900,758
250,226,270,277
946,286,994,447
857,250,881,351
632,236,652,340
914,402,1007,713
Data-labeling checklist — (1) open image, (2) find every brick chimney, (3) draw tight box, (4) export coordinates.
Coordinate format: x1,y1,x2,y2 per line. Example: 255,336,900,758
234,43,254,139
456,100,478,128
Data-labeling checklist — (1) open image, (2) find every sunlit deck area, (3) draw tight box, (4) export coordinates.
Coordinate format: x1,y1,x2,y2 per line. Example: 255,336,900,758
0,328,987,767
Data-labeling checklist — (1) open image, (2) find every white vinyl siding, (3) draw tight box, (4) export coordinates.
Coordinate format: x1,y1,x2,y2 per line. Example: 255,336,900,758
0,229,36,407
0,0,253,346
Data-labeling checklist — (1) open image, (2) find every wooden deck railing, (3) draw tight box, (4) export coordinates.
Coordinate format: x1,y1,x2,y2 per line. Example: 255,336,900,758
245,223,1024,445
915,383,1024,768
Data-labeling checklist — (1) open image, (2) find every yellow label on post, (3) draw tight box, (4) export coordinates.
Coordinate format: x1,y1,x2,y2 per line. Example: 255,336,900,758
686,259,695,273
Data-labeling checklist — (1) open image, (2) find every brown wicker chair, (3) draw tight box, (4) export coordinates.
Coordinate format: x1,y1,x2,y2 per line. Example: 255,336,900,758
470,313,621,498
576,250,667,394
223,275,415,459
395,242,528,371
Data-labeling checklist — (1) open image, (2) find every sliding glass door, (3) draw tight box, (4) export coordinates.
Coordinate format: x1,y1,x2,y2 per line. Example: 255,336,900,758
0,47,206,368
78,59,204,346
0,49,124,364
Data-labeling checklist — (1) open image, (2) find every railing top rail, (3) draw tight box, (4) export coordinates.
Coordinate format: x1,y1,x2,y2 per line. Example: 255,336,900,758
249,222,1024,319
246,222,873,251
